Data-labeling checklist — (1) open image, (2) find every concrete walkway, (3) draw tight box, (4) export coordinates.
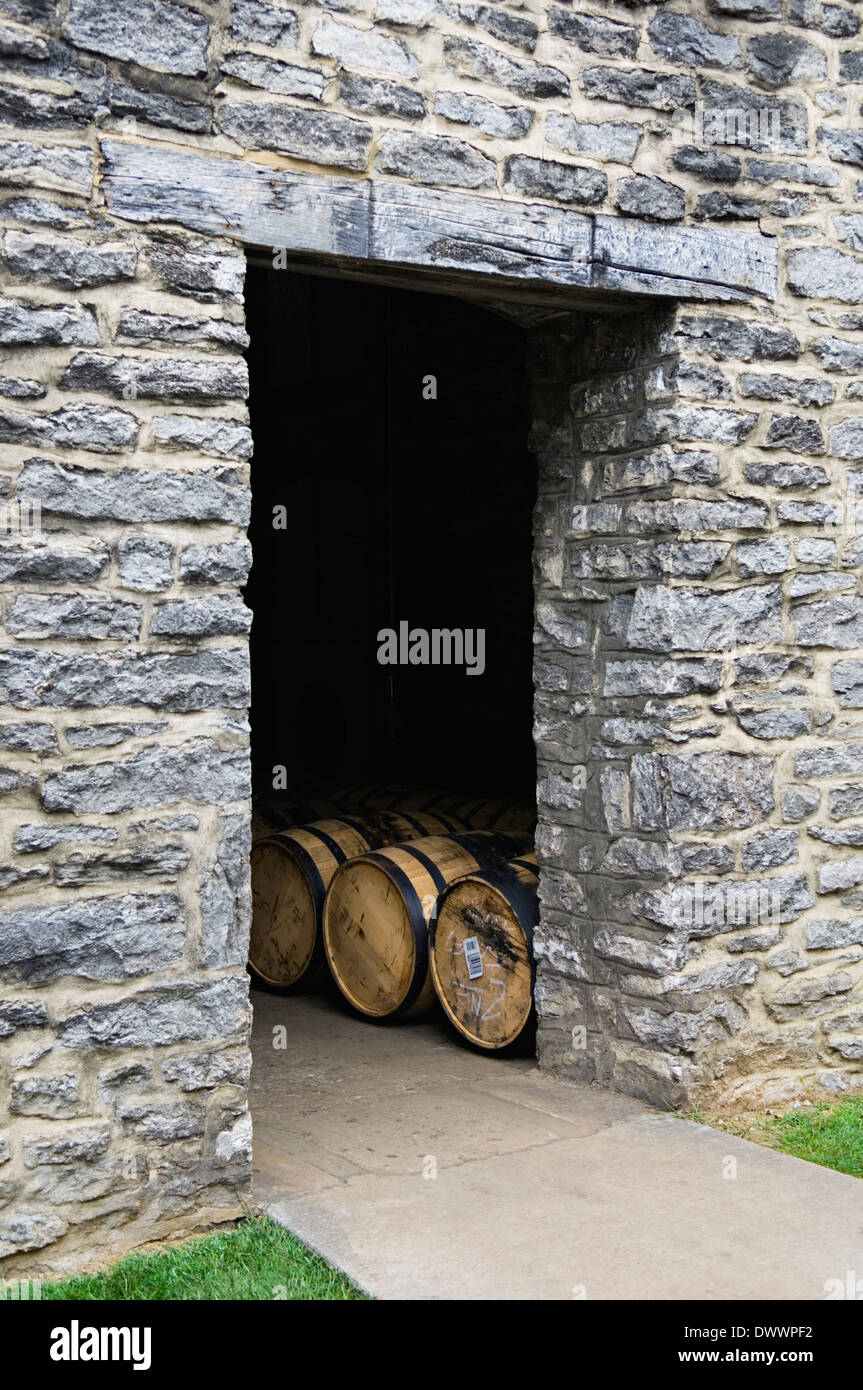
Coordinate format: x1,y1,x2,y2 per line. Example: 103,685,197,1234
251,991,863,1300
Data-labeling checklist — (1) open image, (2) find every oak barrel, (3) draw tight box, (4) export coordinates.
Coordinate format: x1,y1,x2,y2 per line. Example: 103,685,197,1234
249,809,465,993
322,831,525,1020
430,851,538,1050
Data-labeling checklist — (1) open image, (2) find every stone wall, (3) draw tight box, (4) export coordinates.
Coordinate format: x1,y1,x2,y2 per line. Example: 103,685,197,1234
0,0,861,1269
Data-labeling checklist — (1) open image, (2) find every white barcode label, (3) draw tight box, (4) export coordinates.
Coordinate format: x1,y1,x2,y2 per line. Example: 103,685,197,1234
463,935,483,980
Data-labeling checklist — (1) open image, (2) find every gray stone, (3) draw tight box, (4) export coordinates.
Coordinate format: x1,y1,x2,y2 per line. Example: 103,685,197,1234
43,740,250,814
788,247,863,302
151,596,252,638
764,414,825,453
738,707,811,739
145,237,245,304
0,998,48,1037
218,99,372,172
22,1124,110,1167
699,80,807,151
747,158,838,187
580,65,695,112
117,536,173,592
376,0,438,25
548,9,638,58
0,723,56,752
344,73,425,121
790,0,858,37
817,858,863,893
115,310,249,351
0,374,44,398
603,658,722,697
7,595,140,640
60,351,247,403
694,192,761,221
200,813,251,968
64,0,209,77
736,540,791,577
0,648,250,711
503,155,607,207
65,722,166,749
829,780,863,816
806,918,863,949
152,414,252,459
747,33,827,87
54,842,190,886
626,583,782,652
0,404,137,452
677,315,799,361
19,458,248,525
740,373,834,406
547,113,640,164
58,976,250,1050
220,52,326,101
10,1074,81,1118
162,1047,251,1092
792,597,863,649
0,539,109,584
766,971,853,1020
13,824,117,852
0,138,94,197
230,0,298,48
632,752,774,831
782,786,820,822
0,293,99,344
832,662,863,709
434,90,529,140
742,828,798,871
648,12,741,68
830,419,863,458
312,16,417,76
818,128,863,168
835,215,863,253
797,745,863,778
0,893,185,983
616,175,685,222
672,146,740,183
447,4,538,54
108,80,210,135
0,1212,66,1256
117,1098,205,1140
179,540,252,585
2,230,136,287
376,131,495,189
443,36,569,98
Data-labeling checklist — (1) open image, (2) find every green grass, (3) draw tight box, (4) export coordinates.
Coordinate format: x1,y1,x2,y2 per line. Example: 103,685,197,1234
43,1215,369,1301
690,1095,863,1181
765,1096,863,1179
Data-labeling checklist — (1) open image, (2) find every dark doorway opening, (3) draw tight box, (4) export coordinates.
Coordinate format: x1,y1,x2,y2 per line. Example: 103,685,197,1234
244,267,537,806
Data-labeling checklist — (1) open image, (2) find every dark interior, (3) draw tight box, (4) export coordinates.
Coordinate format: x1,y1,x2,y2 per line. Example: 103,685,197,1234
244,266,537,805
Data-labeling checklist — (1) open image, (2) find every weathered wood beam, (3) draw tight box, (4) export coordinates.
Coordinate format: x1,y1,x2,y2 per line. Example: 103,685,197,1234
100,140,778,305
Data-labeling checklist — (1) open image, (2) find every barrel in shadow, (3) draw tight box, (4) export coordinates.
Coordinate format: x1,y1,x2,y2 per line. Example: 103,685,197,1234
430,851,538,1050
322,831,528,1021
249,810,466,993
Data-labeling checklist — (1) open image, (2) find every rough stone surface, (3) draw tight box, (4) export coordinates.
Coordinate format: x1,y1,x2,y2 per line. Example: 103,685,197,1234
0,0,860,1276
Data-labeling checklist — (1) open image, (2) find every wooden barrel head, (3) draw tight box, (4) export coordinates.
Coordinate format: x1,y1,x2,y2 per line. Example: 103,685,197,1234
323,858,422,1018
431,872,535,1049
249,839,318,989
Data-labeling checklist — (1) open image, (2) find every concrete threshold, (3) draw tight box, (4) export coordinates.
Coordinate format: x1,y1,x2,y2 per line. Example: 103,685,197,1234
251,991,863,1301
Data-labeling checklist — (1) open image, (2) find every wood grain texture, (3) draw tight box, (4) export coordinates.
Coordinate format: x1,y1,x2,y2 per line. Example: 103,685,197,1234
100,140,778,304
430,852,538,1050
